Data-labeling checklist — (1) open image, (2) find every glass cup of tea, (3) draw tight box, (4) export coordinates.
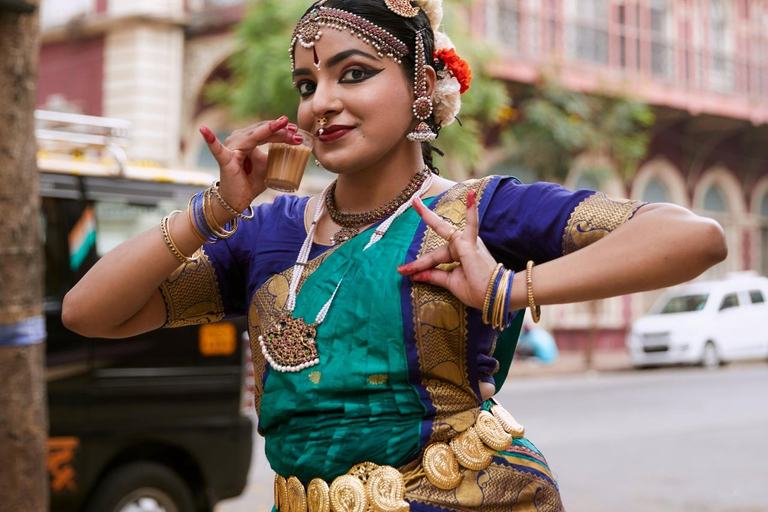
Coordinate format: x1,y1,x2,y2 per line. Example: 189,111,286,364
264,128,315,193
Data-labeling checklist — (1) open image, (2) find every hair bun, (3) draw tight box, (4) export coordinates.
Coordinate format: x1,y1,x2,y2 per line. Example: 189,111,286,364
414,0,443,30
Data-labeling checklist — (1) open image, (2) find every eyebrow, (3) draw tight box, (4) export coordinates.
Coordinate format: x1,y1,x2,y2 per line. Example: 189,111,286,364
292,49,381,78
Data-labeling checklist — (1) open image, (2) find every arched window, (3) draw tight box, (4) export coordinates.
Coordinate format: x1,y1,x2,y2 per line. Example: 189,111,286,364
641,177,670,203
703,184,728,213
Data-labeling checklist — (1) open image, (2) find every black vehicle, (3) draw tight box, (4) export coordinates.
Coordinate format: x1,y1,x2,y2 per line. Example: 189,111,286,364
42,162,254,512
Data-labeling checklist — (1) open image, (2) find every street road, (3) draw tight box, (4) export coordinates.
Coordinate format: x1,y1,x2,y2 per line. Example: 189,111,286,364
216,363,768,512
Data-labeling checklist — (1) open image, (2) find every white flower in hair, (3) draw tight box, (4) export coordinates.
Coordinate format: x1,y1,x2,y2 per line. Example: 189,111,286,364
414,0,443,30
433,73,461,126
434,31,454,51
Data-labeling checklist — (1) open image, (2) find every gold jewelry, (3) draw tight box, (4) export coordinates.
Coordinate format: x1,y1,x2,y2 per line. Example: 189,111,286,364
407,31,437,142
317,116,327,136
450,427,493,471
186,197,209,245
326,166,429,245
526,260,541,323
474,410,513,451
492,269,511,329
385,0,420,18
203,188,238,239
290,6,409,71
446,226,460,242
160,211,194,263
422,442,463,490
482,263,503,325
210,181,254,220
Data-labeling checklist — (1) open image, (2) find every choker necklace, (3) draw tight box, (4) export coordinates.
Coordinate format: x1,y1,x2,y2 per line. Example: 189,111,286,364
259,171,434,372
325,166,431,245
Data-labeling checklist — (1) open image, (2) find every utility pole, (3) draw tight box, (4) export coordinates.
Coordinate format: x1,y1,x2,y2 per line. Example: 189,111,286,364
0,1,48,511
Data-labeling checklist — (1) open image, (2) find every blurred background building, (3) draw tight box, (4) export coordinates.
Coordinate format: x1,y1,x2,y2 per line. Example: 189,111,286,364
37,0,768,350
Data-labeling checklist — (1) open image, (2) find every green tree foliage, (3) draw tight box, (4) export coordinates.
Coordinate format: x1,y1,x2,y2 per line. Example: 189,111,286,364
206,0,510,179
512,78,655,185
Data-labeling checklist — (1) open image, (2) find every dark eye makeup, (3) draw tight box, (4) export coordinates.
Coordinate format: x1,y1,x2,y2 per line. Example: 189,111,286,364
295,66,384,98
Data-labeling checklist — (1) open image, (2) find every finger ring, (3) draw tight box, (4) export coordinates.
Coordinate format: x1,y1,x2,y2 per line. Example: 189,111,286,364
446,226,461,242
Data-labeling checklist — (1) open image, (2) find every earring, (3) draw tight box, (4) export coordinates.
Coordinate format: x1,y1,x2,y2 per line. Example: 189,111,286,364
407,31,437,143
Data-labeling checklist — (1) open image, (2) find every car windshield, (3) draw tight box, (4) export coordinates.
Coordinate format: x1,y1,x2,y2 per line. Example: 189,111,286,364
659,294,709,314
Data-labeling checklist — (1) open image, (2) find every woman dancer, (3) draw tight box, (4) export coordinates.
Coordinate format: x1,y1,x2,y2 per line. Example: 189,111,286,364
63,0,727,510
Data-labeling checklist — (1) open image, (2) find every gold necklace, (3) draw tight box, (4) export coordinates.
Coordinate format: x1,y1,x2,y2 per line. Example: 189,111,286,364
326,166,430,245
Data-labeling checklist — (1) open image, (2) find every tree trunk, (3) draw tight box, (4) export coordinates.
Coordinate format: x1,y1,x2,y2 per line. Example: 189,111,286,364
0,2,48,512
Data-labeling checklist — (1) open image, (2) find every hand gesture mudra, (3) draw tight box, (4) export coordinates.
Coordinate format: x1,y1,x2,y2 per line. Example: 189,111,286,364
199,116,303,212
398,190,499,310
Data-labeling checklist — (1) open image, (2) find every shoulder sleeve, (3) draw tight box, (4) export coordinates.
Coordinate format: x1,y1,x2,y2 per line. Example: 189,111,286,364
158,199,278,328
479,177,646,267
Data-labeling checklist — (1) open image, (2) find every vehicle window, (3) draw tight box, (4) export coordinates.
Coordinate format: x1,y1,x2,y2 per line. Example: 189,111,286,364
660,294,709,314
719,293,740,311
749,290,765,304
94,200,187,256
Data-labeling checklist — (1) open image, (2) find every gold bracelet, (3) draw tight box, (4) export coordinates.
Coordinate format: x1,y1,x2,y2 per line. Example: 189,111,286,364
161,210,195,263
526,260,541,323
492,269,510,329
211,180,255,220
204,187,238,239
482,263,504,325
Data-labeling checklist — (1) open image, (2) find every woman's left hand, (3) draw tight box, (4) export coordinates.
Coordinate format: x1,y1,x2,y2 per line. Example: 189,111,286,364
397,190,499,309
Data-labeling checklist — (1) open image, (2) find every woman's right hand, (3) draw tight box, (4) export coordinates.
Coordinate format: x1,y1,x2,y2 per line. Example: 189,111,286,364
199,116,303,212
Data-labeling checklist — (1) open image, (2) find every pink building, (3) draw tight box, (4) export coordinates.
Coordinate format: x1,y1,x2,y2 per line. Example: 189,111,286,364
37,0,768,350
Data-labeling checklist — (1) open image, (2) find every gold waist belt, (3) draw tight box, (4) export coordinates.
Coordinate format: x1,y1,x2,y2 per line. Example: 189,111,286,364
274,401,525,512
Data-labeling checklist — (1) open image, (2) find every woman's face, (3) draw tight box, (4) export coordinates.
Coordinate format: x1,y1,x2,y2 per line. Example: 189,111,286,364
293,29,417,174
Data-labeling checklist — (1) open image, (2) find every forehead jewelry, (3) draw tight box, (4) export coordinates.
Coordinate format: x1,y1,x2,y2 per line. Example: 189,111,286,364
289,7,409,71
407,30,437,142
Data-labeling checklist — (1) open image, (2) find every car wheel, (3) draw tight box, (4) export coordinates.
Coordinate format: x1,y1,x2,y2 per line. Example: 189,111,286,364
84,462,195,512
700,341,720,370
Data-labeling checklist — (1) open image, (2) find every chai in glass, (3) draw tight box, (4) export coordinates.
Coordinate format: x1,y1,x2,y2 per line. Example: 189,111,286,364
264,129,314,193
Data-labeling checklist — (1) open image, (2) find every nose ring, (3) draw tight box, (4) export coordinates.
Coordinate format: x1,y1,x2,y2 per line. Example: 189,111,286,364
317,116,327,135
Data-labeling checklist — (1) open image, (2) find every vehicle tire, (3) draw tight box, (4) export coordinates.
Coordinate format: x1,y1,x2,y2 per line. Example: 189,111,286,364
84,461,196,512
700,341,720,370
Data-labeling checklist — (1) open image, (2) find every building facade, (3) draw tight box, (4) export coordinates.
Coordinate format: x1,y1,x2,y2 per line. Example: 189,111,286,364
37,0,768,350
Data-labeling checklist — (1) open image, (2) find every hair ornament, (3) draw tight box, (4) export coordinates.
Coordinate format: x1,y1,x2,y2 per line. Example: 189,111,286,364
430,31,470,127
413,0,444,29
385,0,420,18
290,6,409,70
435,47,472,93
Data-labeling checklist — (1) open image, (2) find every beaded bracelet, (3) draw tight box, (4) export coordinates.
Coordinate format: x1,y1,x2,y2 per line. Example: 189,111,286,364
211,180,254,220
526,260,541,323
160,210,195,263
482,263,504,325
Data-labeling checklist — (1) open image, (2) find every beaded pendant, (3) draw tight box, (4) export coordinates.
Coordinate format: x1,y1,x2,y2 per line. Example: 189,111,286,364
258,312,320,373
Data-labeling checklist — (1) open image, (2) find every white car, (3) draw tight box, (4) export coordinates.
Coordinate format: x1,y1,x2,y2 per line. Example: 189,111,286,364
627,272,768,369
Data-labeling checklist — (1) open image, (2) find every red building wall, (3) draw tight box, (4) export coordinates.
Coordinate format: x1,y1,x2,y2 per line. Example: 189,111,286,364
37,36,105,117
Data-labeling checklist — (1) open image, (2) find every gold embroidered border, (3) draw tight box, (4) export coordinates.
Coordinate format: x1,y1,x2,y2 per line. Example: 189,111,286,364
248,247,338,415
562,192,646,255
404,460,564,512
411,177,494,443
159,249,226,328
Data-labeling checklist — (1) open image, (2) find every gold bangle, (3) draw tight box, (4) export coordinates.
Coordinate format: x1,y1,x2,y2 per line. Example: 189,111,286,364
161,211,195,263
186,195,210,244
482,263,504,325
526,260,541,323
492,269,510,329
211,180,255,220
204,187,238,239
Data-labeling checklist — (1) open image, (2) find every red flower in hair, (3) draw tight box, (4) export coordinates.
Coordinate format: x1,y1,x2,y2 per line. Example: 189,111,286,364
435,48,472,94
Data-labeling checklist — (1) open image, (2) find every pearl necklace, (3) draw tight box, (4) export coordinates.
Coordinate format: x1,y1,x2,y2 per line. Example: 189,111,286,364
258,172,434,372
